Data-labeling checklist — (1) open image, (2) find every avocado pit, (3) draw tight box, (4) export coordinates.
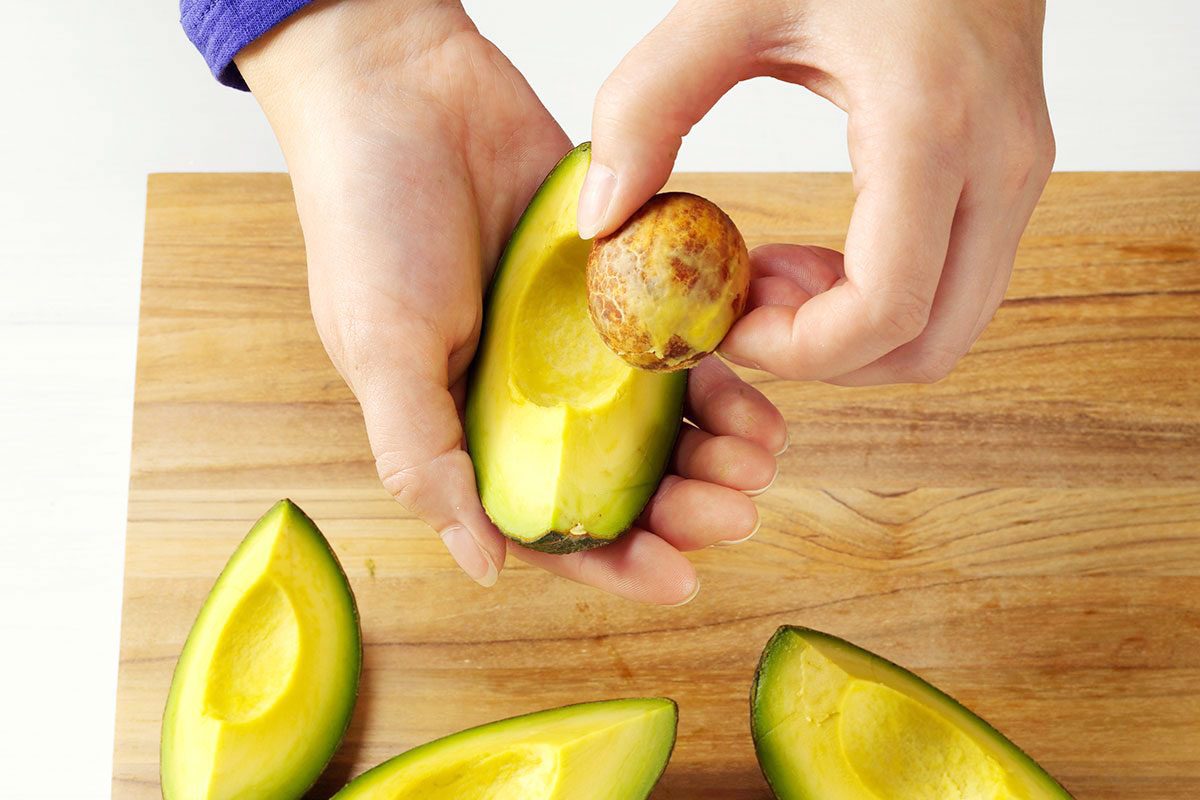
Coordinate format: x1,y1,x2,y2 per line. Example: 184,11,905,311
586,192,750,372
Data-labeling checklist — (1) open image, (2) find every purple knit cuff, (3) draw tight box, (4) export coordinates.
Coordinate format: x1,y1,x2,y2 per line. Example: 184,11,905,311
181,0,314,90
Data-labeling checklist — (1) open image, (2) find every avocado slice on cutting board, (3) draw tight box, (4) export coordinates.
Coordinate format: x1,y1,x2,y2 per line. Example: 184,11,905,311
161,500,361,800
331,698,677,799
466,143,687,553
751,627,1073,800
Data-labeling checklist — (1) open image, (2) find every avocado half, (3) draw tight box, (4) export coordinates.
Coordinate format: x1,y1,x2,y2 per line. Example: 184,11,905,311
331,698,678,799
751,627,1074,800
466,143,687,553
161,500,361,800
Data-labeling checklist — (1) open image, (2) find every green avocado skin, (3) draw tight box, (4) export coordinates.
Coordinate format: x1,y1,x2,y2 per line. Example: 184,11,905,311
749,626,1075,800
465,142,686,554
522,530,616,554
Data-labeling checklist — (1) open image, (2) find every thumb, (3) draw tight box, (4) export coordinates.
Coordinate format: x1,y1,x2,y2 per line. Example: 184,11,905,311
348,330,506,588
579,3,759,239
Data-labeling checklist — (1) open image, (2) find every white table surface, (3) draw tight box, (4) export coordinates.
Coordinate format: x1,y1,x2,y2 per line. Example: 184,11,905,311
1,1,1196,796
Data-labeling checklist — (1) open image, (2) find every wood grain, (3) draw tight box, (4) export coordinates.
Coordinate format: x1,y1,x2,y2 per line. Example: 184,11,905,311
113,172,1200,798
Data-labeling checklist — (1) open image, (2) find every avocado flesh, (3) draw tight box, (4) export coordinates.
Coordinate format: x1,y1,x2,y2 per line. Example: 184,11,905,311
466,143,687,553
161,500,361,800
331,698,677,800
751,627,1073,800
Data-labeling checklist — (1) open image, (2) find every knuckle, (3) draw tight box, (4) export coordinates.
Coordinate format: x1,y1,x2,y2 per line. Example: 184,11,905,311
376,446,467,522
975,301,1003,334
696,363,750,404
1000,117,1056,193
862,104,969,177
711,381,763,432
321,308,436,390
308,293,344,356
376,455,423,511
1038,128,1057,175
903,350,961,384
338,316,388,384
593,72,646,130
1000,137,1040,193
309,289,384,381
866,285,934,346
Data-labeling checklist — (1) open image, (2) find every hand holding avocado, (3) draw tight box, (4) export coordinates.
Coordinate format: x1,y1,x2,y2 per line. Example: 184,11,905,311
235,0,784,604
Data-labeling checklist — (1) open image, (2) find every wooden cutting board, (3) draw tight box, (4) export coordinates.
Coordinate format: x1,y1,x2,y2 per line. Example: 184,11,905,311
112,172,1199,798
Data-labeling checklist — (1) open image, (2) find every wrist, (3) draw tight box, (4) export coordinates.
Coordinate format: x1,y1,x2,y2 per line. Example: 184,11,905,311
236,0,470,122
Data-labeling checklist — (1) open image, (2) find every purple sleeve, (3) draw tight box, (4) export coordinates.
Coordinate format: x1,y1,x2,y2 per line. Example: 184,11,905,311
181,0,314,90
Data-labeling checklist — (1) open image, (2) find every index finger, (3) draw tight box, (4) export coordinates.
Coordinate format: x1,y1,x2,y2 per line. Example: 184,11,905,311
720,142,963,381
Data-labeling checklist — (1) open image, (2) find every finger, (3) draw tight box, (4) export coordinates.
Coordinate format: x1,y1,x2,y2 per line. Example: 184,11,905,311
830,194,1016,385
749,276,813,309
511,528,699,606
579,3,768,238
749,244,845,302
685,356,788,455
743,244,845,321
352,324,507,587
831,127,1053,385
967,135,1055,343
640,476,761,550
719,136,964,380
672,427,778,494
967,194,1053,345
967,242,1018,344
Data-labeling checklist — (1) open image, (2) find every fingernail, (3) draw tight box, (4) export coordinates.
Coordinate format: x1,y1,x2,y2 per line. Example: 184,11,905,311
577,163,617,239
744,464,778,498
667,577,701,607
717,516,761,547
440,525,498,588
774,429,790,457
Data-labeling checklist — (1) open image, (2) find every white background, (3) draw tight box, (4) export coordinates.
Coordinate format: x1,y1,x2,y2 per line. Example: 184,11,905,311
0,1,1196,795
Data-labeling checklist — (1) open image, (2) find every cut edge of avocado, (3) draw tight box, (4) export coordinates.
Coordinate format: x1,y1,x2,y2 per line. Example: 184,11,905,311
161,499,362,800
466,142,687,553
332,697,678,799
750,626,1074,800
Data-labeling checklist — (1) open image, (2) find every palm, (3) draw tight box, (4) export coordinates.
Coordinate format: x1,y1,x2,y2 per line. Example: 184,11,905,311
304,33,570,386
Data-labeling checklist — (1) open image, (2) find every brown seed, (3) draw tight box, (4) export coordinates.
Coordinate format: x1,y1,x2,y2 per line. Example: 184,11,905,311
586,192,750,372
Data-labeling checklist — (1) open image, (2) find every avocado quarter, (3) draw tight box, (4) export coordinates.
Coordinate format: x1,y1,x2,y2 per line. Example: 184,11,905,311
466,143,686,553
331,698,678,799
160,500,361,800
751,626,1074,799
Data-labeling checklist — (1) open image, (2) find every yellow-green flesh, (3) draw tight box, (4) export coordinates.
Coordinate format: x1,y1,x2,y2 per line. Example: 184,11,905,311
332,698,677,800
161,500,360,800
752,627,1072,800
466,143,686,551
